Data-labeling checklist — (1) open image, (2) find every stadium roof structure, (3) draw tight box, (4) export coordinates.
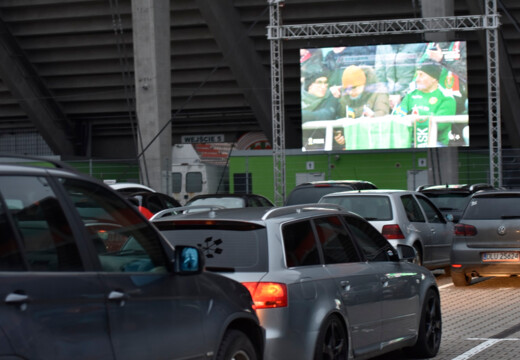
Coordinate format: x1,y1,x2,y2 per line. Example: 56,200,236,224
0,0,519,160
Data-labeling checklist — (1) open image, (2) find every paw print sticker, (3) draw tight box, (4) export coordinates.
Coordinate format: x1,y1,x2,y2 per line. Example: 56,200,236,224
198,237,223,258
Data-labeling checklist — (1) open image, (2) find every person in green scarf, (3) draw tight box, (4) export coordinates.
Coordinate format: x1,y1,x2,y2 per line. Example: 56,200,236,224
396,60,456,147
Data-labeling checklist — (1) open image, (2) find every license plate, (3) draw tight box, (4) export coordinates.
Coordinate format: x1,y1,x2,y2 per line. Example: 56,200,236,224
482,252,520,262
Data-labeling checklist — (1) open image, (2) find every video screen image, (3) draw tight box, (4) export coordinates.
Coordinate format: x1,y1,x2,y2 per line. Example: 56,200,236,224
300,41,468,151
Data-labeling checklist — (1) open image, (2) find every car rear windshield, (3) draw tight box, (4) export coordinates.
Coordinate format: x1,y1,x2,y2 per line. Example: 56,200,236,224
423,192,471,211
187,197,245,208
320,195,392,221
463,194,520,219
157,221,268,272
285,185,354,205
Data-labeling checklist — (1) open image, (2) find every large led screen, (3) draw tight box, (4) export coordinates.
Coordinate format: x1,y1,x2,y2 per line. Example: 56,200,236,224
300,41,468,151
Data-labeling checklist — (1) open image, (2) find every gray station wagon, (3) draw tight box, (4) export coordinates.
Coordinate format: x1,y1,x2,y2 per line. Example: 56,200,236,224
154,204,441,360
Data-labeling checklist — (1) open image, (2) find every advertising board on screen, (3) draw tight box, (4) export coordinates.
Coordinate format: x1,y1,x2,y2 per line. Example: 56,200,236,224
300,41,468,151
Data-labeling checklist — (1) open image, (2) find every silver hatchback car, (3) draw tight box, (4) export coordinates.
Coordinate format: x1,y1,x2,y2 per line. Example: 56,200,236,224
154,204,441,360
319,189,454,272
451,190,520,286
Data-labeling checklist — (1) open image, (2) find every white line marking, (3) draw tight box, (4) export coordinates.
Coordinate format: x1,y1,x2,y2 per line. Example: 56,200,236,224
451,339,502,360
467,338,520,341
438,283,453,289
451,338,520,360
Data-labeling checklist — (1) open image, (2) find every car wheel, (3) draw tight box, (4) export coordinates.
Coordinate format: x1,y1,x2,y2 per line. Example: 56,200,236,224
216,329,256,360
451,272,471,286
314,315,348,360
405,288,442,358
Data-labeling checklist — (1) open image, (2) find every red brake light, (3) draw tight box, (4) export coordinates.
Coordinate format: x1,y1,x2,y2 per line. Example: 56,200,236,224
381,224,405,239
242,282,288,309
454,223,477,236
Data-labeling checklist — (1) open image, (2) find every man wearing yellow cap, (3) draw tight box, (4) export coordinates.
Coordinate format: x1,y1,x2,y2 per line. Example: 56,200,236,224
336,65,390,119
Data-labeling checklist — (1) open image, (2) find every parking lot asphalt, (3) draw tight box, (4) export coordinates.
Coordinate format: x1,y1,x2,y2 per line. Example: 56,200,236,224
373,273,520,360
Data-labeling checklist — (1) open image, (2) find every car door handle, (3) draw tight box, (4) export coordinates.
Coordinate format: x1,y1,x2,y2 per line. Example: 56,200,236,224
108,290,127,307
5,293,29,311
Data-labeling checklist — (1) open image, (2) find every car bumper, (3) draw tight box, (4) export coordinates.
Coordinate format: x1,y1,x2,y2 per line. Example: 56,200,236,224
451,241,520,277
257,308,319,360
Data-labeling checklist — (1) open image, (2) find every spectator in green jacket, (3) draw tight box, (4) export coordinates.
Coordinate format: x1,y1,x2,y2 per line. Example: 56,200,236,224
395,60,456,147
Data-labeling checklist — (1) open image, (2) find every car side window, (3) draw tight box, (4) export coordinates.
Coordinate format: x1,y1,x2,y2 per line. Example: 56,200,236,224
401,195,425,222
314,216,361,264
282,220,321,267
0,175,82,271
146,194,164,213
257,197,273,207
60,178,169,273
343,215,398,262
0,195,25,270
416,196,445,224
247,197,259,207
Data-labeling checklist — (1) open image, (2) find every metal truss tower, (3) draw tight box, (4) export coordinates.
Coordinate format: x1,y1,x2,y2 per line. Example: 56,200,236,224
268,0,286,206
485,0,502,187
267,0,501,204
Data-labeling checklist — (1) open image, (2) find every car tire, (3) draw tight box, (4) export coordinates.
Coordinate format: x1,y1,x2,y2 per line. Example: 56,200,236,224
451,272,471,286
314,315,348,360
216,329,257,360
405,288,442,359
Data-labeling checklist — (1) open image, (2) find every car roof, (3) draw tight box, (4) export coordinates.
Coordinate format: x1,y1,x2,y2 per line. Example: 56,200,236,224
295,180,377,188
154,203,349,225
189,193,267,199
0,163,85,180
128,191,171,197
416,183,495,193
470,190,520,198
320,189,411,197
108,182,156,192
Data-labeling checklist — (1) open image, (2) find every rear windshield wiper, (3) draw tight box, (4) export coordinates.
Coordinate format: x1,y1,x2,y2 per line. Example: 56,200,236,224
500,215,520,219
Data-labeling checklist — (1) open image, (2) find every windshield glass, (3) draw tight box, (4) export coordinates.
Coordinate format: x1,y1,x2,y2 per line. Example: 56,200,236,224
286,185,354,205
464,195,520,219
425,193,471,211
159,222,268,272
320,195,392,221
187,197,245,208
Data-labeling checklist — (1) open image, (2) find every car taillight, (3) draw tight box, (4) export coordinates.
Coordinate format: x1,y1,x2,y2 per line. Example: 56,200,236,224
242,282,287,309
381,224,405,239
454,223,477,236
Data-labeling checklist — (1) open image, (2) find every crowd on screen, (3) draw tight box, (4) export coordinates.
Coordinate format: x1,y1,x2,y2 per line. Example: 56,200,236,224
300,41,468,148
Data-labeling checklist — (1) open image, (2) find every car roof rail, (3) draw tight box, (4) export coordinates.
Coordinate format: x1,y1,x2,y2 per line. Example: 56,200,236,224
262,203,343,220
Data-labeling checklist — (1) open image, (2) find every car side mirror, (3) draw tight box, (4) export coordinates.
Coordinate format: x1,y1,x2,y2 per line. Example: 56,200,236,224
174,245,204,274
396,244,416,262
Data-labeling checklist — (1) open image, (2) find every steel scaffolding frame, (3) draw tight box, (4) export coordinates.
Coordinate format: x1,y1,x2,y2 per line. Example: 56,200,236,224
267,0,501,205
